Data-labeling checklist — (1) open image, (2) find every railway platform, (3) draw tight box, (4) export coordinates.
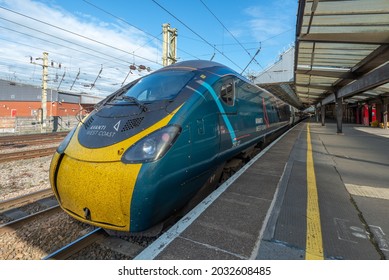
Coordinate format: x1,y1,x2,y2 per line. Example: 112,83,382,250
135,119,389,260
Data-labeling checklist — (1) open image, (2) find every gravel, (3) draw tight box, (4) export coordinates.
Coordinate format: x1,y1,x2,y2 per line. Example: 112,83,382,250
0,211,92,260
0,143,59,155
69,242,133,260
0,146,95,260
0,155,52,202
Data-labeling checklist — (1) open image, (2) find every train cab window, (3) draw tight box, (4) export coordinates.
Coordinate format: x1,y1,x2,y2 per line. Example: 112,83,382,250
119,70,195,103
220,80,235,106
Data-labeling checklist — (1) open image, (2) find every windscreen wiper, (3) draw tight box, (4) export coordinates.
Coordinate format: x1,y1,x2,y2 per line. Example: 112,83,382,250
121,96,148,112
95,87,127,109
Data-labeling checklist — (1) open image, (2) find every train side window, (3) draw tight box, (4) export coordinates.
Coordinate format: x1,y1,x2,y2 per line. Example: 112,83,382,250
235,79,260,104
220,80,235,106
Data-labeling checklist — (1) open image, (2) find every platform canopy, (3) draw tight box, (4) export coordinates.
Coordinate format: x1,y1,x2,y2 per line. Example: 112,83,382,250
253,47,303,109
295,0,389,108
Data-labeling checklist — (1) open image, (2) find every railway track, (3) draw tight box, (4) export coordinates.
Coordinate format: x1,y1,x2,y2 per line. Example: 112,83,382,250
42,228,108,260
0,131,67,152
2,190,155,260
0,188,58,231
42,227,154,260
0,197,95,260
0,147,57,163
0,188,54,212
0,205,61,234
0,131,66,162
0,131,68,147
1,189,148,260
0,138,63,150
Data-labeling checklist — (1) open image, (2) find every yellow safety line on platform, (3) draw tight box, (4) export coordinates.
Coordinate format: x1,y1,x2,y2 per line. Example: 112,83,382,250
305,123,324,260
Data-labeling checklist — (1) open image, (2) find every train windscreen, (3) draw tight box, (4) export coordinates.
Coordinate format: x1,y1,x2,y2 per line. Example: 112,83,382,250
121,70,195,102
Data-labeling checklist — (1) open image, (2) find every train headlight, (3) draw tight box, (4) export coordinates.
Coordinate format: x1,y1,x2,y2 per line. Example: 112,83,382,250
56,127,77,154
142,139,157,155
121,125,181,163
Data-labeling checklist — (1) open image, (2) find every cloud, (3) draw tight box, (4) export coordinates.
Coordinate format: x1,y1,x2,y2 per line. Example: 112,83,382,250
0,0,161,96
242,2,295,43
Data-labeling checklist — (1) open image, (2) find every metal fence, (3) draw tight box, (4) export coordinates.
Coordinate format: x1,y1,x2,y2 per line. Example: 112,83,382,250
0,116,79,134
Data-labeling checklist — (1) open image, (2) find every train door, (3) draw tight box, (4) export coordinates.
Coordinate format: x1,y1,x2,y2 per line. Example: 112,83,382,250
183,93,221,202
189,109,219,172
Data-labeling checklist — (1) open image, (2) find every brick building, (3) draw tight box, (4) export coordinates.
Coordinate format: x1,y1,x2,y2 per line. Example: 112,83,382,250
0,79,103,133
0,79,102,118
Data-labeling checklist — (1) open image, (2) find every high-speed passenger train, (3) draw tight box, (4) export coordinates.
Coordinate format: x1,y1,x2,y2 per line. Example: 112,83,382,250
49,60,299,234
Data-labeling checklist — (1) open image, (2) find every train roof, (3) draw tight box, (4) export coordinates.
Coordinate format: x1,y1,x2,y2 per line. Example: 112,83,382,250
158,60,260,90
161,60,231,72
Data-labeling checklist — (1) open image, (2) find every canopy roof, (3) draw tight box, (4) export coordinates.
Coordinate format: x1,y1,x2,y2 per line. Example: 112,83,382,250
294,0,389,108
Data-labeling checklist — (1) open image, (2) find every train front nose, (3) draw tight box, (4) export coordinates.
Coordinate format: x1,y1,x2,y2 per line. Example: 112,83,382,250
50,107,178,232
52,154,142,231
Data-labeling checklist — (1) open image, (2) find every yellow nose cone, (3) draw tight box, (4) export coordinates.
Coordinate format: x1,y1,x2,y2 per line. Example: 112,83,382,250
53,154,141,231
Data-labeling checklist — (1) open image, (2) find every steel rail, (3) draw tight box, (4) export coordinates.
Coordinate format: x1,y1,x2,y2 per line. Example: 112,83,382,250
0,138,63,150
0,205,61,234
42,227,108,260
0,132,68,145
0,147,56,163
0,188,54,213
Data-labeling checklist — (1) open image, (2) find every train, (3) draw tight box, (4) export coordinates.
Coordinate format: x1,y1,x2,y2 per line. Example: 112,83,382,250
49,60,300,234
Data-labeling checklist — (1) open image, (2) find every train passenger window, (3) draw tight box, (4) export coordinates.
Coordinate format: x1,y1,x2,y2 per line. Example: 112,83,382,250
220,80,235,106
235,79,260,103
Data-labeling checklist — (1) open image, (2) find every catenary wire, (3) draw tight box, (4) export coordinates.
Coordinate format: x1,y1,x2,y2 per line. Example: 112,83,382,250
151,0,243,71
0,24,132,69
0,6,162,66
82,0,201,61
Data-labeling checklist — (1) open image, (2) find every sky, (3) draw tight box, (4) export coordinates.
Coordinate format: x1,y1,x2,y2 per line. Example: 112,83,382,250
0,0,298,97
